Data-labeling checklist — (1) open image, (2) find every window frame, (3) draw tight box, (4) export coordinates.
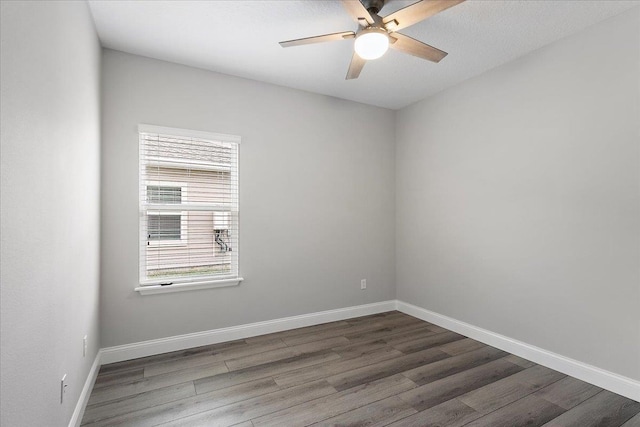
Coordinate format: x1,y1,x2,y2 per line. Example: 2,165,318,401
136,124,243,295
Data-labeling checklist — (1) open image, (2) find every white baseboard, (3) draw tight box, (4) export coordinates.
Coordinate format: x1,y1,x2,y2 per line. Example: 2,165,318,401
101,300,396,364
68,350,102,427
396,300,640,402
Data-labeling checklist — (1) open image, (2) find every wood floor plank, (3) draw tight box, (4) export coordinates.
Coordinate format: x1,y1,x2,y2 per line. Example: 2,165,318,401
621,413,640,426
247,314,410,345
88,362,229,406
224,347,299,371
458,364,566,415
273,346,404,388
280,320,391,347
503,354,537,368
98,339,248,375
93,367,144,389
382,326,441,346
158,380,337,427
225,336,348,371
82,378,280,427
438,338,486,356
344,312,390,324
282,318,423,347
289,335,351,352
194,350,341,394
535,375,602,410
326,347,450,391
331,338,391,359
391,331,466,354
463,394,565,427
398,358,525,412
144,354,236,379
309,396,417,427
505,365,564,389
244,320,351,344
402,346,509,386
329,326,439,360
341,321,433,345
541,390,640,427
144,338,288,377
385,398,482,427
253,374,417,427
423,324,450,334
344,311,406,325
81,382,196,425
356,312,424,327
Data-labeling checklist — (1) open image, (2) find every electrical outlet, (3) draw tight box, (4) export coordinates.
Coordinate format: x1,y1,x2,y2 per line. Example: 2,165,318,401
83,335,88,357
60,374,67,404
361,279,367,290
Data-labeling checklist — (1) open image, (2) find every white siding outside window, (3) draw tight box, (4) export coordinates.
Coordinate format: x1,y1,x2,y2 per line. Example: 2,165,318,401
137,124,241,294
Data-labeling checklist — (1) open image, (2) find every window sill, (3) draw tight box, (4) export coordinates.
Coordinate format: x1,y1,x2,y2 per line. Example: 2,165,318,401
135,277,243,295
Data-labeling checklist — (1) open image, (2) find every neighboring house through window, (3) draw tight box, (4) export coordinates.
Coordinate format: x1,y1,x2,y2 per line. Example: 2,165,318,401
146,183,187,243
138,125,240,288
148,213,182,241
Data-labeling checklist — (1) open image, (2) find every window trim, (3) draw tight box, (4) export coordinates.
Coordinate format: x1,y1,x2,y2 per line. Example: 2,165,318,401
138,124,241,293
134,277,244,295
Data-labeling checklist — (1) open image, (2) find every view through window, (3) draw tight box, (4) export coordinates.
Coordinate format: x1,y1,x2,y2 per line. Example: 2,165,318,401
139,125,240,285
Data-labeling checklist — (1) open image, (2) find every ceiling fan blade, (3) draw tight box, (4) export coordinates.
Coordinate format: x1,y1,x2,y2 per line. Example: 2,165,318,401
346,52,366,80
383,0,464,31
341,0,375,26
389,32,448,62
280,31,355,48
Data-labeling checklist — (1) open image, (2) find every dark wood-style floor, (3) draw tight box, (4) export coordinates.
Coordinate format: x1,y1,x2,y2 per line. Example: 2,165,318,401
81,311,640,427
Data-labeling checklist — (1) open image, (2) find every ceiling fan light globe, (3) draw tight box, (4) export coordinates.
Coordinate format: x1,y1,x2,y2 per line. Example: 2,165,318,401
354,30,389,60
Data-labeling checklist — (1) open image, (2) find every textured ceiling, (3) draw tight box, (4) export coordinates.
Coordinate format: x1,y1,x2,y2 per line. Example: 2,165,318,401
88,0,639,110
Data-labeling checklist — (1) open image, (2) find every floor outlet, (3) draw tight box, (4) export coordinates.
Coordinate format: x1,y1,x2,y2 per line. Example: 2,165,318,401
361,279,367,290
60,374,67,404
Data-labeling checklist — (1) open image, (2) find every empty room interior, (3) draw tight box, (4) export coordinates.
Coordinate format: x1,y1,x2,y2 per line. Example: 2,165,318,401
2,0,640,426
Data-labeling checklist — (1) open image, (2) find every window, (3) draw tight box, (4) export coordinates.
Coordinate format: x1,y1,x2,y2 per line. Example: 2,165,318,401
145,183,187,244
147,185,182,204
148,213,182,241
138,124,240,292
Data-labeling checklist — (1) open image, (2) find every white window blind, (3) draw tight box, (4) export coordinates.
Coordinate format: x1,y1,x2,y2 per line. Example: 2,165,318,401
139,125,240,286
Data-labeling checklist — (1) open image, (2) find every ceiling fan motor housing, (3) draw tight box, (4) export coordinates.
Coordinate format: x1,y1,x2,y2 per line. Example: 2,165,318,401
362,0,386,15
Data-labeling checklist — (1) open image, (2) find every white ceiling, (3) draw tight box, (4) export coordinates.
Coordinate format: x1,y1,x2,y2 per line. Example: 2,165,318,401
88,0,639,110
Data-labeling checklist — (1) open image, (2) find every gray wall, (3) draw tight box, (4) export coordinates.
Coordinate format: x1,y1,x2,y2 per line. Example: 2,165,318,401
100,50,396,347
396,8,640,381
0,2,102,426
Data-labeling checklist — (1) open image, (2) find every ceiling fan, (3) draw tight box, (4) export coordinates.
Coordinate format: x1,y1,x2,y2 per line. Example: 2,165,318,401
279,0,465,80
